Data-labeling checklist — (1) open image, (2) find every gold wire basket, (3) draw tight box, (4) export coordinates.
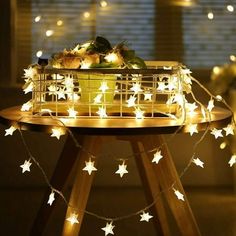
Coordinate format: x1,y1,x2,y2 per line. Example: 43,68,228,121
31,61,190,119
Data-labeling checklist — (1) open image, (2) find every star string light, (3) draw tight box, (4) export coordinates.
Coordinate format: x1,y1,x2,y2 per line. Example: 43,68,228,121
223,123,234,136
192,157,204,168
67,107,78,118
20,159,32,173
210,128,223,139
115,160,128,178
82,158,97,175
47,191,55,206
5,125,17,136
228,154,236,167
127,95,136,107
173,188,185,201
51,127,65,140
101,222,115,236
140,211,153,222
66,213,79,225
152,150,163,164
188,124,198,136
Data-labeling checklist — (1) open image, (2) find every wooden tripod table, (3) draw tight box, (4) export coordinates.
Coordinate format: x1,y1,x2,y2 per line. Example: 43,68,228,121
0,106,232,236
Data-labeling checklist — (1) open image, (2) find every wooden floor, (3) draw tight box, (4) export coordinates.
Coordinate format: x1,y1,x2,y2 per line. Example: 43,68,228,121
0,187,235,236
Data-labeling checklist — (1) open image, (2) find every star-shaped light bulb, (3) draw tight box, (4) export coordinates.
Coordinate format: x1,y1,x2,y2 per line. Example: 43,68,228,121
126,95,136,107
229,154,236,167
115,161,128,178
67,108,78,118
223,124,234,136
193,158,204,168
99,81,109,93
101,222,115,236
5,125,17,136
186,102,198,116
157,82,166,91
210,128,223,139
173,188,185,201
167,81,176,90
23,82,34,94
66,213,79,225
57,88,66,100
144,92,153,101
134,107,144,119
140,211,153,222
48,85,58,95
23,67,37,79
82,159,97,175
51,128,65,140
105,52,119,63
207,99,214,112
21,101,33,111
152,150,163,164
188,124,198,136
97,107,107,118
47,191,55,206
20,160,32,173
130,83,142,94
94,94,103,104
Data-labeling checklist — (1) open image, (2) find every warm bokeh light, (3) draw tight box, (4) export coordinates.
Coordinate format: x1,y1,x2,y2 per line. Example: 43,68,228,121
36,50,43,58
212,66,221,75
227,4,234,12
57,20,63,26
45,30,54,37
83,12,90,18
230,55,236,62
34,15,41,22
207,12,214,20
220,141,227,149
100,0,108,8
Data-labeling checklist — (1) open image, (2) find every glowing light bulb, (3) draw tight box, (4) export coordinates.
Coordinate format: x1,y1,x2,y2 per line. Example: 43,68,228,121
212,66,221,75
207,12,214,20
100,0,108,7
36,50,43,58
57,20,63,26
83,12,90,18
34,15,41,22
227,4,234,12
220,141,227,149
46,30,54,37
230,55,236,62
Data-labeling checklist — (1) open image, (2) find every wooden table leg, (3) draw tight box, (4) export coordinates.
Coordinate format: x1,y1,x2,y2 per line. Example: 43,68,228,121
127,136,171,236
62,136,105,236
30,134,83,236
143,135,201,236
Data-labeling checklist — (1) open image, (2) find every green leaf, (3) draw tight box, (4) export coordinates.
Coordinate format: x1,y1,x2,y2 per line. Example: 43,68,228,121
90,62,117,68
93,36,112,53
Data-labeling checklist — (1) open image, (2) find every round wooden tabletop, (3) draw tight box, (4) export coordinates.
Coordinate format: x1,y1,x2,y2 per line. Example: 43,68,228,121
0,106,232,135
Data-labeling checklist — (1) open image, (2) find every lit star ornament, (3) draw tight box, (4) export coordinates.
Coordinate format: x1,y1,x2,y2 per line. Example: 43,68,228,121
82,159,97,175
127,95,136,107
47,191,55,206
23,67,37,80
21,100,33,111
99,81,109,93
115,161,128,178
188,124,198,136
5,125,17,136
223,124,234,136
134,107,144,119
144,92,152,101
20,160,32,173
140,211,153,222
228,154,236,167
152,150,163,164
51,128,65,140
130,83,142,94
67,108,78,118
193,158,204,168
210,128,223,139
66,213,79,225
173,188,185,201
97,107,107,118
101,222,115,236
94,94,103,104
207,99,214,112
